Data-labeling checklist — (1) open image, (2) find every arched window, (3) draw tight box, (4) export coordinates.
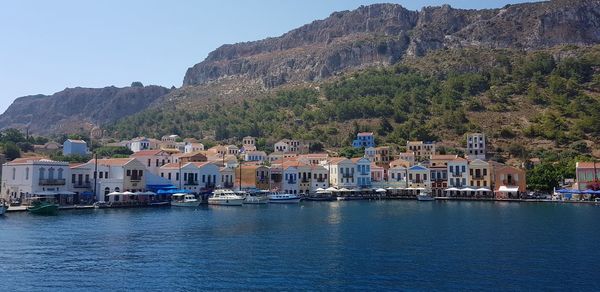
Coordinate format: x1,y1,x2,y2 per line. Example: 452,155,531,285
48,168,55,180
57,168,64,179
39,168,45,180
114,187,120,192
104,187,110,195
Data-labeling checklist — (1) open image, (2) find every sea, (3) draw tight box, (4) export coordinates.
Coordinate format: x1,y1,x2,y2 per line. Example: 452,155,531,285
1,200,599,291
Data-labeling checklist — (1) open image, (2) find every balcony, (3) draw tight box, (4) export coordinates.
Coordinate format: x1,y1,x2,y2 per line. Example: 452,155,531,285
342,174,354,179
316,178,326,183
472,175,486,179
301,179,310,183
412,180,424,184
130,177,142,182
39,179,66,186
73,182,91,188
287,180,297,185
502,180,516,186
184,181,199,186
450,172,463,177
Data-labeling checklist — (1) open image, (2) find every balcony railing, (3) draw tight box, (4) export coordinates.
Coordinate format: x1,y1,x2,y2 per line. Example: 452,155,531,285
342,174,354,179
502,180,516,186
287,180,297,184
412,180,424,184
185,181,199,186
130,177,142,182
451,172,463,177
73,182,91,188
301,179,310,183
472,175,486,179
316,178,326,183
39,179,66,186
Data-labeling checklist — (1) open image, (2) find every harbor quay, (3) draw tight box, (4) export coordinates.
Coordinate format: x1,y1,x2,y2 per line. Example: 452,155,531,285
2,133,598,214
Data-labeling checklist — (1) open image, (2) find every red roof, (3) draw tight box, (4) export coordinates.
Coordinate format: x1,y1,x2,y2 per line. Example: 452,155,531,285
131,150,165,157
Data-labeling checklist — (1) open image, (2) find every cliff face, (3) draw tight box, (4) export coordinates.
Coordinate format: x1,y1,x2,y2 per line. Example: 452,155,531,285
0,85,171,134
183,0,600,88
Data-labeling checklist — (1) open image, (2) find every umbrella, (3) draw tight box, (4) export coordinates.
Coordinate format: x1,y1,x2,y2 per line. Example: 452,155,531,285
339,188,351,192
122,191,135,195
316,188,325,192
326,187,338,192
107,192,122,196
445,187,459,191
375,188,387,193
476,188,491,192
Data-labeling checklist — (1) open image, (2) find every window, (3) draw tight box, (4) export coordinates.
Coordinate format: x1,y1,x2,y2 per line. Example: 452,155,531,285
72,174,76,183
25,168,29,180
12,168,16,180
105,172,108,178
99,172,104,179
176,173,179,181
139,170,143,177
57,168,63,179
48,168,55,180
85,174,89,183
147,159,151,167
168,173,172,180
126,170,131,176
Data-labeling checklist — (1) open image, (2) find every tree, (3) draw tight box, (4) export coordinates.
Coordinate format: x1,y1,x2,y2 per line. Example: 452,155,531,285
309,142,324,153
3,142,21,160
527,163,560,192
377,118,393,136
131,81,144,87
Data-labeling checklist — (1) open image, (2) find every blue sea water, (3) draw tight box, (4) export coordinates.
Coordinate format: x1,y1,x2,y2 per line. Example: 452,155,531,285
1,201,599,291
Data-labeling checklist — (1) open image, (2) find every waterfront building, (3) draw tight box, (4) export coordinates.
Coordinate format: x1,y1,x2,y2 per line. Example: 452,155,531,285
352,132,375,148
574,162,600,191
1,158,71,204
406,141,436,161
373,146,391,169
390,158,411,168
407,165,431,189
131,150,173,175
447,157,469,193
310,165,329,193
466,133,486,160
242,136,257,152
159,162,220,194
184,142,205,153
93,158,148,203
352,157,372,189
70,162,93,202
244,150,267,162
63,139,88,156
207,145,227,157
370,163,386,188
282,161,300,195
388,165,408,188
468,159,491,188
429,155,455,197
235,165,271,190
219,167,235,189
490,162,526,199
226,145,240,156
324,158,356,189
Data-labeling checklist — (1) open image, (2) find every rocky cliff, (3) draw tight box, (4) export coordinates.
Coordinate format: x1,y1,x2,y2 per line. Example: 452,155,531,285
183,0,600,88
0,85,171,134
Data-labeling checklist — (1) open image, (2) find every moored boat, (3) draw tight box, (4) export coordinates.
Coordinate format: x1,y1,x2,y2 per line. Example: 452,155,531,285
208,189,245,206
171,193,200,207
243,191,269,204
416,190,435,201
27,196,59,215
268,192,301,204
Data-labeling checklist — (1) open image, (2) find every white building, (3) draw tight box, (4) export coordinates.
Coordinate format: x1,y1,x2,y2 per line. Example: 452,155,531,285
184,143,205,153
130,150,172,176
407,165,431,189
93,158,148,203
466,133,486,160
159,162,221,193
324,158,356,189
310,165,329,194
282,162,300,195
129,137,160,153
244,150,267,162
1,158,71,203
63,139,88,156
448,157,469,188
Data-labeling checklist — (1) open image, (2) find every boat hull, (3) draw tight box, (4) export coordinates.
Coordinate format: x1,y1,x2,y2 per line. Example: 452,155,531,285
268,198,301,204
172,201,200,207
244,198,269,204
27,204,59,215
417,195,435,201
208,198,244,206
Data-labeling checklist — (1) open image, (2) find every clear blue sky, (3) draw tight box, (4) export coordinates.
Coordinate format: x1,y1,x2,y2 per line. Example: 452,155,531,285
0,0,538,112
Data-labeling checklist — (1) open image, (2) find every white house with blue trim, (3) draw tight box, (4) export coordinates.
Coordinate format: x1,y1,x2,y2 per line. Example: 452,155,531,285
352,157,372,189
352,132,375,148
407,164,431,189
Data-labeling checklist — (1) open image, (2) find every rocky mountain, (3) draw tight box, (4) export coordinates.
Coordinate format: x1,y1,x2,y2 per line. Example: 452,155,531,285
183,0,600,88
0,85,171,135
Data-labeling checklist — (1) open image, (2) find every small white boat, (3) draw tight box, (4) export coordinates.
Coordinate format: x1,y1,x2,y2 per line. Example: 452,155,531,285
417,190,435,201
93,201,110,209
243,191,269,205
208,189,245,206
268,192,301,204
171,193,200,207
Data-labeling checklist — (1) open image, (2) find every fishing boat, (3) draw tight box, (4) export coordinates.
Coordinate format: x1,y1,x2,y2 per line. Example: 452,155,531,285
27,196,59,215
268,192,301,204
208,189,245,206
243,191,269,204
171,193,200,207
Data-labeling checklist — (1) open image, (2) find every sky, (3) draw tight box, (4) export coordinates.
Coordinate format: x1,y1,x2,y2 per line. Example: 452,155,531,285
0,0,539,112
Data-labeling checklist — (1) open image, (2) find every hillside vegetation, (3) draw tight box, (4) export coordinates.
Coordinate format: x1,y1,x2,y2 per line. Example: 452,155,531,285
110,46,600,156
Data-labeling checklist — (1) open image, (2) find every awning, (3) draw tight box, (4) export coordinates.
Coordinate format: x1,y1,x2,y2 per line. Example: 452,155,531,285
476,188,491,192
33,191,58,196
445,187,459,191
107,192,122,196
316,190,332,194
338,188,351,192
556,189,578,194
375,188,387,193
326,187,338,192
460,188,475,192
58,191,76,195
498,186,519,192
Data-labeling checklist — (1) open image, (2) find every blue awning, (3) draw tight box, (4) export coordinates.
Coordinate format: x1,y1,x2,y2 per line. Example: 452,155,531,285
157,189,193,195
556,189,580,194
